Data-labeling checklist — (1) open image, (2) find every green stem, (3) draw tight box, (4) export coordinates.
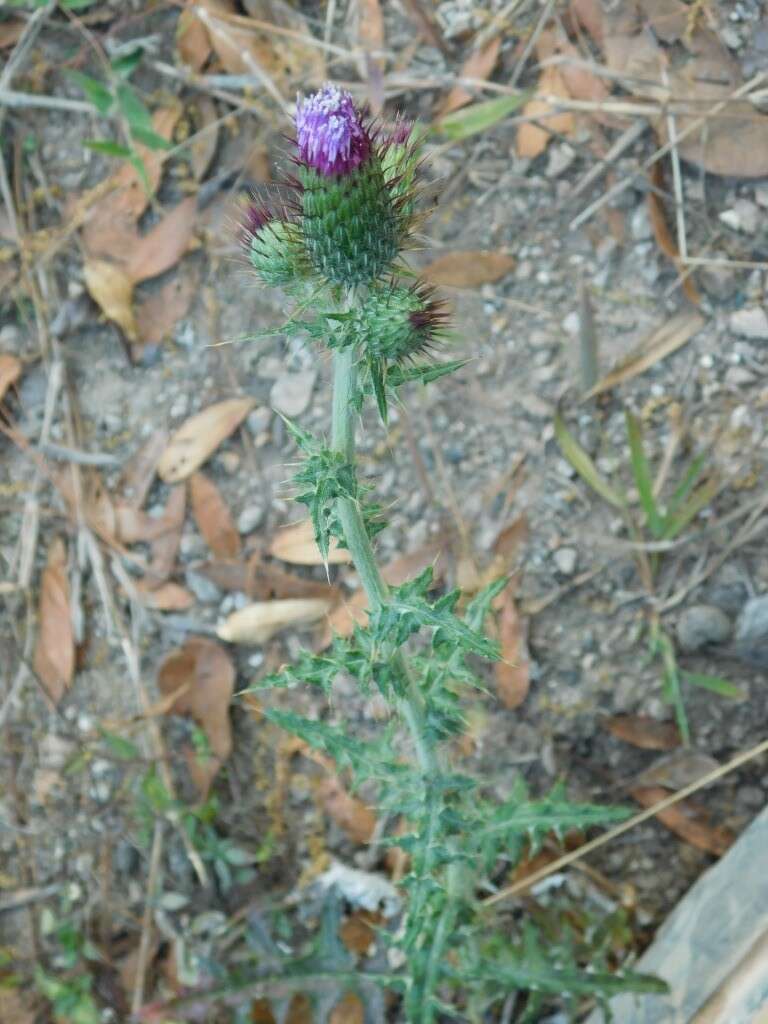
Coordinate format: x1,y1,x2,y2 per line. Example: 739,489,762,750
329,345,436,776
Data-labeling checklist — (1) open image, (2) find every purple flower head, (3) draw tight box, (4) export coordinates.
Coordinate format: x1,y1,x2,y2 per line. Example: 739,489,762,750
295,84,371,177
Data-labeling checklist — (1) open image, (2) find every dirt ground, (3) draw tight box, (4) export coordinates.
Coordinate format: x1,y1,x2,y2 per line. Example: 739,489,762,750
2,0,768,1021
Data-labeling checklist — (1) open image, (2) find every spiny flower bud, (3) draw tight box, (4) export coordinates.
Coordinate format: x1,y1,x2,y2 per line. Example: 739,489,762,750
243,203,305,287
350,282,449,362
295,84,401,287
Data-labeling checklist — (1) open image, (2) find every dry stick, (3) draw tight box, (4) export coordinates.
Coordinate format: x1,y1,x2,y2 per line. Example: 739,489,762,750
399,0,452,58
0,89,93,113
475,0,533,50
0,0,56,136
483,733,768,907
664,68,688,263
509,0,557,87
568,120,647,201
131,819,165,1015
570,72,767,231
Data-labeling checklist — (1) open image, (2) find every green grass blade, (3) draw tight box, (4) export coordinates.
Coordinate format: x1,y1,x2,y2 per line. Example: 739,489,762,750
662,475,720,540
665,451,707,519
436,92,528,142
657,630,690,745
683,672,745,700
625,411,664,538
554,410,625,509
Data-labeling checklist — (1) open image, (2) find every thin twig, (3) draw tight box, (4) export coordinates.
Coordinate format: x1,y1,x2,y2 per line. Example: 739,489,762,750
0,89,93,113
568,120,647,200
483,733,768,906
510,0,556,87
36,441,120,467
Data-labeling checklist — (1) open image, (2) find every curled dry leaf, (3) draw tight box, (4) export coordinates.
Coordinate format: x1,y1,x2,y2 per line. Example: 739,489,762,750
157,637,235,796
217,597,332,644
83,259,138,342
517,64,575,158
189,96,220,181
437,35,502,118
630,786,734,856
319,774,376,844
494,581,530,709
270,518,352,566
135,264,199,349
0,353,22,402
33,537,74,705
603,714,681,751
157,397,255,483
421,250,515,288
340,910,381,956
189,471,241,560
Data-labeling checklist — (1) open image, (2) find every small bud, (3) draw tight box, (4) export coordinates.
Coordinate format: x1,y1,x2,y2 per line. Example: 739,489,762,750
348,282,450,363
244,205,305,287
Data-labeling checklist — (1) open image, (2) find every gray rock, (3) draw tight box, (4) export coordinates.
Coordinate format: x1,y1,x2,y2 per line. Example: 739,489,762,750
730,307,768,340
735,594,768,643
185,569,221,604
630,205,653,241
677,604,732,652
247,406,273,436
700,266,739,302
270,368,317,417
553,546,578,575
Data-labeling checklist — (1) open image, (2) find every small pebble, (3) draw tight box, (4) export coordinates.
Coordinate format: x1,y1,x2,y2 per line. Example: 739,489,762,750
185,569,221,604
237,503,265,534
735,594,768,643
676,604,732,652
553,547,578,575
247,407,273,436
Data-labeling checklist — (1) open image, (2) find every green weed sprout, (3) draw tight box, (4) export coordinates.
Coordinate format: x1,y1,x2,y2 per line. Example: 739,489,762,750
242,84,665,1021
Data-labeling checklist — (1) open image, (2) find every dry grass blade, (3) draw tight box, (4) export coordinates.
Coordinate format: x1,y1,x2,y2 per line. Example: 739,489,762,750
158,397,255,482
584,310,705,398
33,536,74,704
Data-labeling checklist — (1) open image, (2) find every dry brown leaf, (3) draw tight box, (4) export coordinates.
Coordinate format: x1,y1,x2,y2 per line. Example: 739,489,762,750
269,518,353,566
494,581,530,709
33,537,74,704
638,0,687,43
322,589,370,645
216,597,331,644
330,993,365,1024
127,197,198,283
630,786,734,856
585,310,705,398
481,515,529,587
0,18,24,49
635,749,720,791
197,0,325,90
83,258,137,342
190,472,241,560
0,987,35,1024
517,64,575,157
135,264,199,348
144,484,186,586
157,637,235,796
340,910,381,955
135,581,196,611
0,353,22,402
177,7,213,71
569,0,604,44
157,397,255,483
319,774,376,844
189,96,220,181
647,163,700,305
603,714,681,751
421,250,516,288
438,35,502,117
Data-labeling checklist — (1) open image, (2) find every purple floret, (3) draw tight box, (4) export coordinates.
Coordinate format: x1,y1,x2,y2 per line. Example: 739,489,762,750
295,84,371,177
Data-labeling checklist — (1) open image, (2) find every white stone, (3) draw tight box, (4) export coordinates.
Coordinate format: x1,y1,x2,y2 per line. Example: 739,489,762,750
730,307,768,340
553,547,578,575
270,368,317,417
237,503,265,534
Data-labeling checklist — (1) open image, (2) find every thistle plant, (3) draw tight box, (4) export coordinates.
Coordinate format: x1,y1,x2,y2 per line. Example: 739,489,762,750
245,85,665,1022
